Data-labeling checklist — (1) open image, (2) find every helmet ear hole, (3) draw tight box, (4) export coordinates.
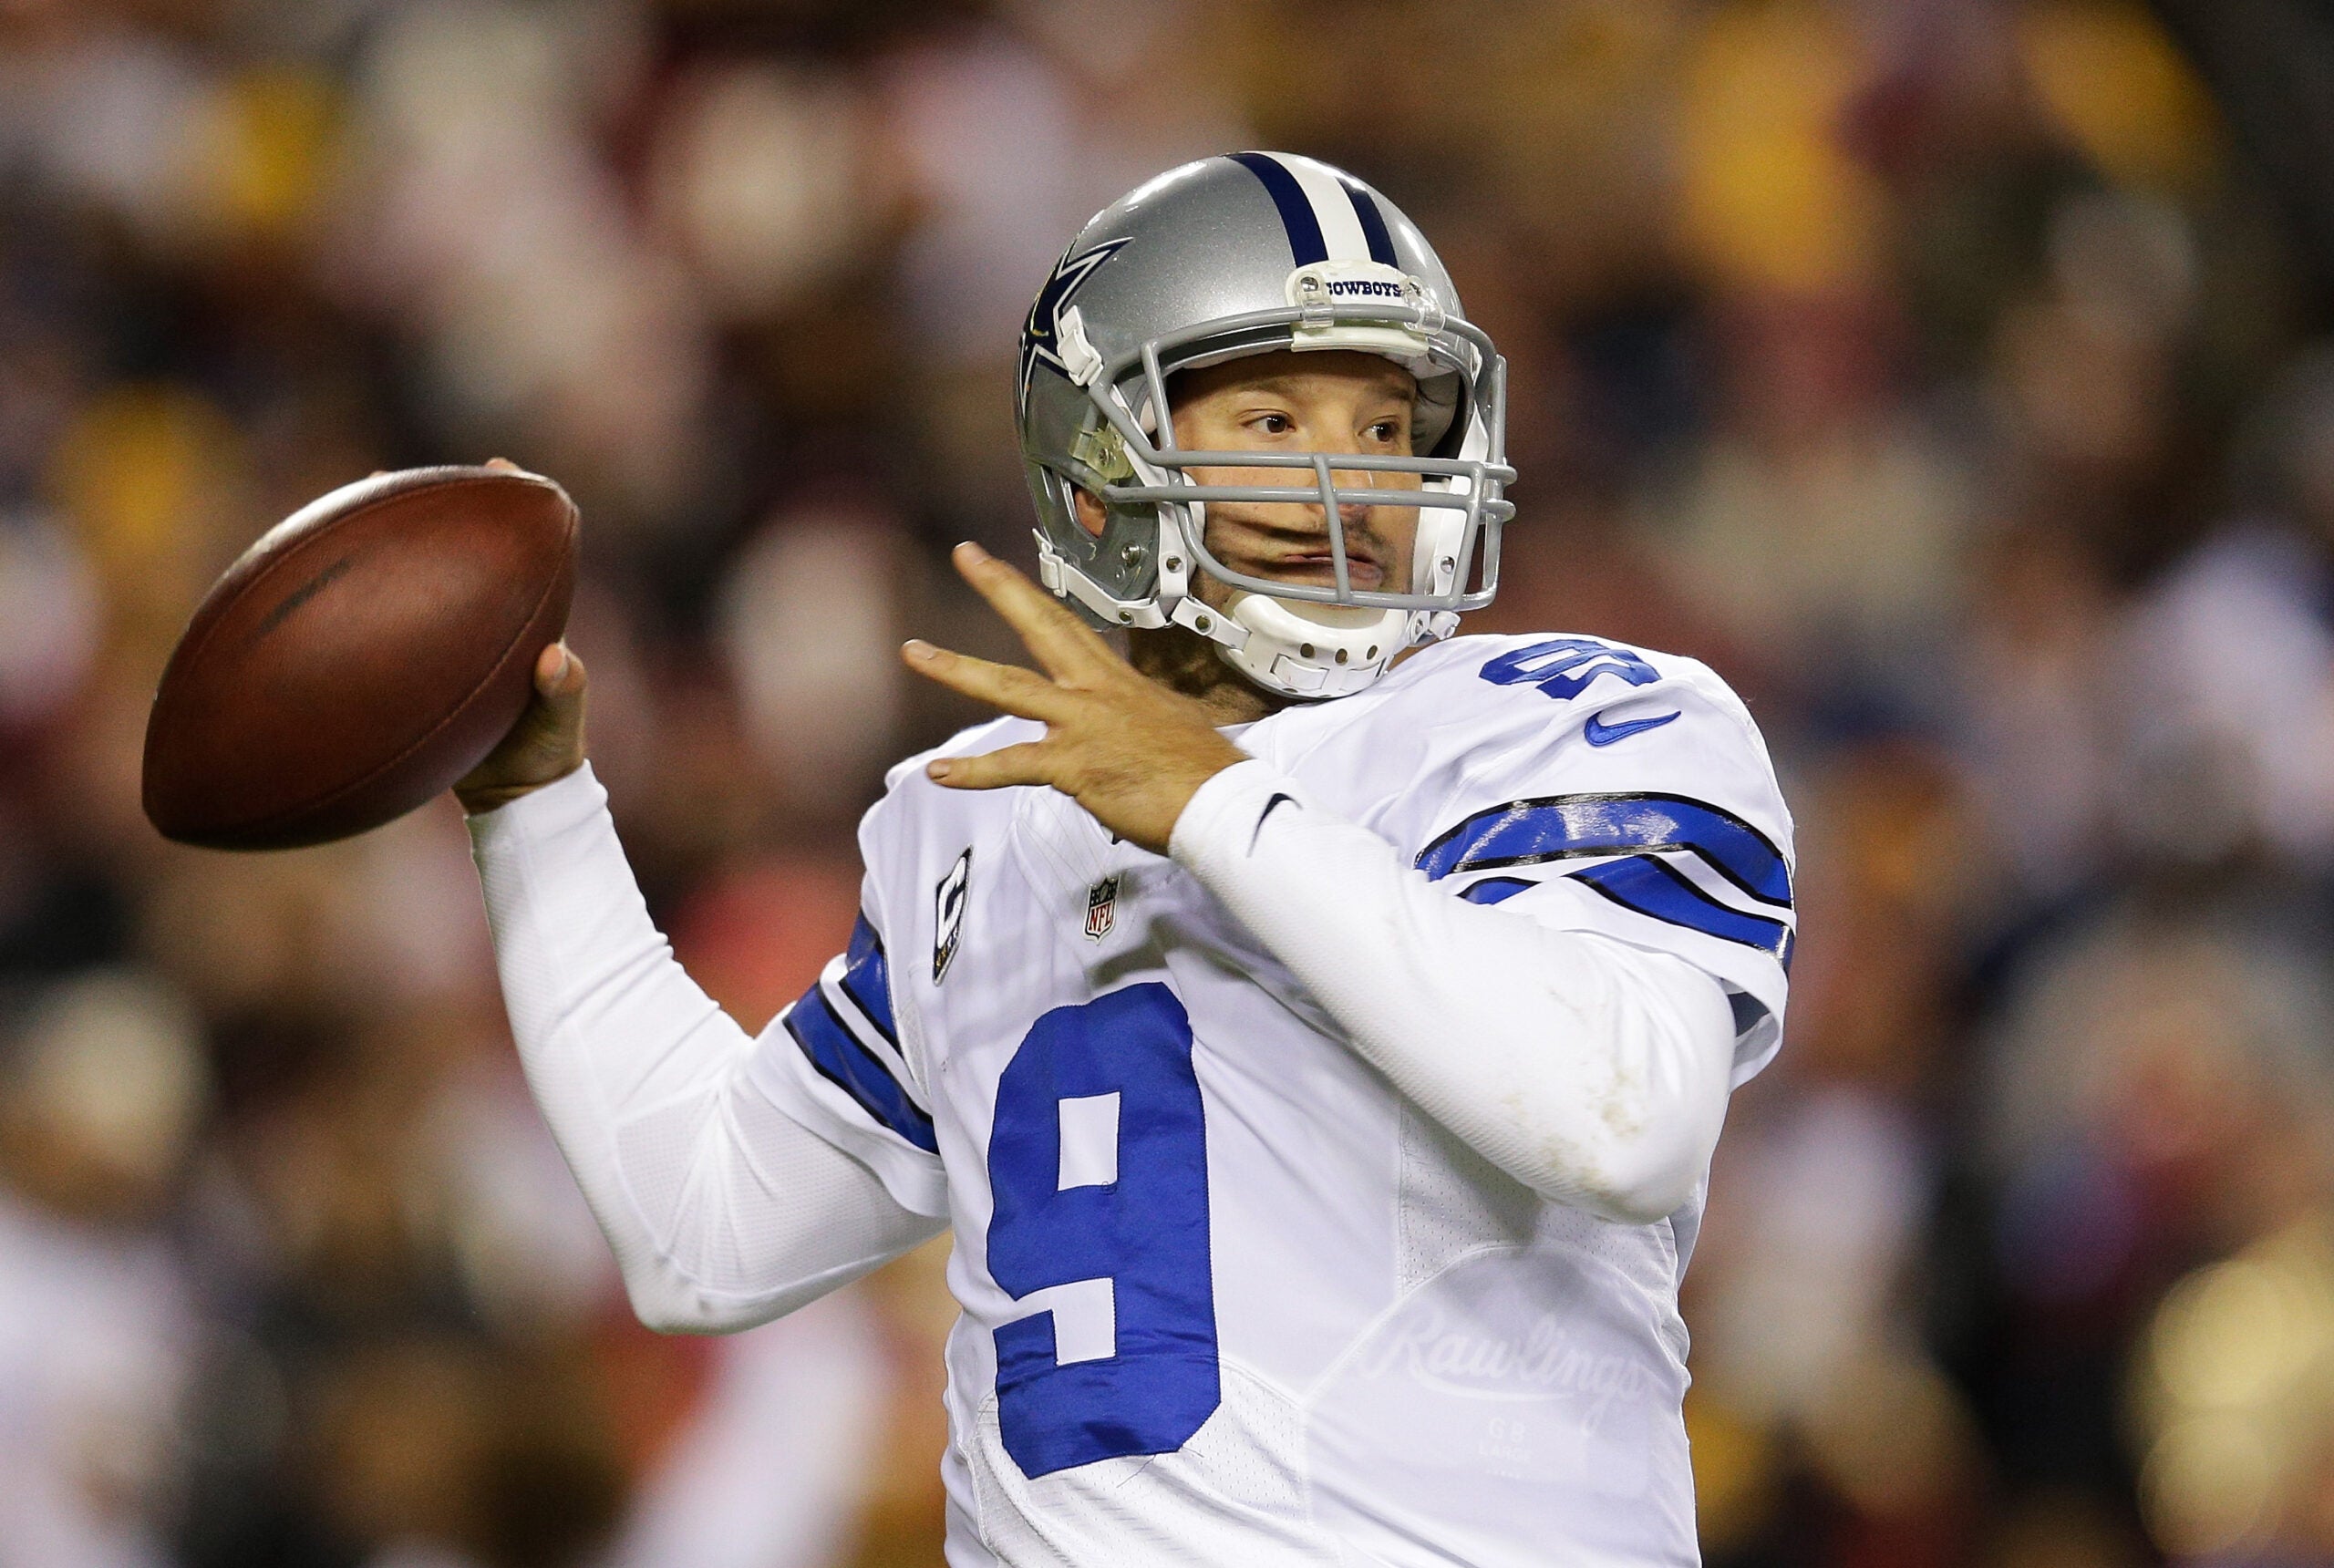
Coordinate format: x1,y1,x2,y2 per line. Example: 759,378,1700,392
1070,486,1108,537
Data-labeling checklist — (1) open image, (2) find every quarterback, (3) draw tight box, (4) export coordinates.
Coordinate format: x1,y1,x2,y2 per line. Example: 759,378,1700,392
458,154,1794,1566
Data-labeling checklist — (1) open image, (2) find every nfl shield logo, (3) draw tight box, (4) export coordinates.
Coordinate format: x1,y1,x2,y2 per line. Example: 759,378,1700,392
1083,875,1119,941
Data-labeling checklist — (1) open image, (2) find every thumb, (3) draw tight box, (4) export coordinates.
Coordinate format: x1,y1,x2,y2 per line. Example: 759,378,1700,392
536,641,585,704
453,644,588,812
532,642,587,748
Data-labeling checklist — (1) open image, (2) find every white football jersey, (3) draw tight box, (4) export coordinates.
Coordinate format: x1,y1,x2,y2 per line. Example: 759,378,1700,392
749,633,1795,1568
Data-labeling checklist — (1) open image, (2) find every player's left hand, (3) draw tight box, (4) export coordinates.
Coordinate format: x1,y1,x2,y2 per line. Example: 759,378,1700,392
903,542,1249,854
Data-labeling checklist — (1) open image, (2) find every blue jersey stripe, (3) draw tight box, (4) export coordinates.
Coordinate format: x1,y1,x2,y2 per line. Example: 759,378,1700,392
1416,792,1792,908
839,914,896,1044
1227,152,1328,266
1342,180,1399,265
1567,855,1792,958
786,985,938,1153
1460,875,1537,905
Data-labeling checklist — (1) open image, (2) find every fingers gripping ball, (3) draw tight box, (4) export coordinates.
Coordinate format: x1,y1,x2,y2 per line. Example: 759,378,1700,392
141,465,579,851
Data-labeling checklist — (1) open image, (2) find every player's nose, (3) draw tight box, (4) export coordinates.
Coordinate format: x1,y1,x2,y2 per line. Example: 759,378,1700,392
1327,459,1385,532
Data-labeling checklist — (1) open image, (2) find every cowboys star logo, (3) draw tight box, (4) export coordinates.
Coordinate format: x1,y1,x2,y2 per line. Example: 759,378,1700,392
1017,237,1131,421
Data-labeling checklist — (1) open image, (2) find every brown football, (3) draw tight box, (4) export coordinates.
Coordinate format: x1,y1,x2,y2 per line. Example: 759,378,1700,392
141,465,579,851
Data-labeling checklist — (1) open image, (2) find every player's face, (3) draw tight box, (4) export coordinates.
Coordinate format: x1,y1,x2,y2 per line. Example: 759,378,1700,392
1167,351,1420,604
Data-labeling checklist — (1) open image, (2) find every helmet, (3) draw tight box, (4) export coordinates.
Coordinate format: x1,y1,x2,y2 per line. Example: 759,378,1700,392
1016,152,1513,700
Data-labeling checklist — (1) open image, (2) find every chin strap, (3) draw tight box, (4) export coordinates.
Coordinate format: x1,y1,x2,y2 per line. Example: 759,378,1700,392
1213,590,1412,699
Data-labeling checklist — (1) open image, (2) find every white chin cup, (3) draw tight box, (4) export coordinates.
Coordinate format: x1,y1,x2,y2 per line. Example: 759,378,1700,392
1213,589,1413,700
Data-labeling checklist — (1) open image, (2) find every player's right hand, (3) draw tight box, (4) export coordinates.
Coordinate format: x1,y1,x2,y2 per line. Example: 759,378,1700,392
453,642,588,815
903,543,1249,853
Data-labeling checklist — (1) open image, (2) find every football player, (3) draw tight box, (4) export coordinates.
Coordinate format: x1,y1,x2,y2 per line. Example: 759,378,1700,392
459,153,1794,1565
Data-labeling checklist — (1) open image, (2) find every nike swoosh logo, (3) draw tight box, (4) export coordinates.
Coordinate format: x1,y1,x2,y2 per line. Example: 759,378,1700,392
1251,792,1298,851
1583,709,1681,747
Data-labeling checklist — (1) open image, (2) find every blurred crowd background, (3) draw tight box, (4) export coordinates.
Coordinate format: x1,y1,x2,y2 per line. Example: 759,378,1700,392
5,0,2333,1564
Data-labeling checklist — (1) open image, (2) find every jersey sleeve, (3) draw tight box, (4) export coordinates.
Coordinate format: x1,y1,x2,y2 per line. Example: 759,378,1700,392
744,872,948,1219
1400,645,1797,1086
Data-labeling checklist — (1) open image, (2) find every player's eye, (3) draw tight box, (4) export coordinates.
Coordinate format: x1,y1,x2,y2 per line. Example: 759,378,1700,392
1365,419,1401,443
1246,411,1295,436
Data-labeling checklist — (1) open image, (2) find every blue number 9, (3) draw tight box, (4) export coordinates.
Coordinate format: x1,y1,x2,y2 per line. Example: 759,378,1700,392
986,982,1220,1478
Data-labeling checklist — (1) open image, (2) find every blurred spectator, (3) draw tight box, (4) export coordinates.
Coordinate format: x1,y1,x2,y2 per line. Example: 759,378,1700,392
1688,742,1985,1564
605,1295,891,1568
0,970,207,1568
718,502,912,818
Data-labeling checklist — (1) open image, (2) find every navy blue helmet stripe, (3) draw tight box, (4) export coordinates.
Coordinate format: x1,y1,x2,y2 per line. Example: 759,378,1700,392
1342,180,1399,265
1567,855,1792,958
786,985,938,1153
1228,151,1327,266
838,914,896,1044
1416,792,1792,907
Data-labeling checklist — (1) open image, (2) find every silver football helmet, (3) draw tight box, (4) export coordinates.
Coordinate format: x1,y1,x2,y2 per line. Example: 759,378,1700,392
1017,152,1513,699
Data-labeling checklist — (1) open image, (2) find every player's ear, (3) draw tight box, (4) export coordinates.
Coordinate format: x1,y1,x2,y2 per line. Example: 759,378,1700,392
1072,487,1107,537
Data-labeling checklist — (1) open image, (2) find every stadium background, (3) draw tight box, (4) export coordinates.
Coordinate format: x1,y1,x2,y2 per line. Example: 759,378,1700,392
2,1,2329,1563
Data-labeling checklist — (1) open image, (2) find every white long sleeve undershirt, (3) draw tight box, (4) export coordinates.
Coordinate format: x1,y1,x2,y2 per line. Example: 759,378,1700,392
469,766,942,1335
1169,759,1738,1225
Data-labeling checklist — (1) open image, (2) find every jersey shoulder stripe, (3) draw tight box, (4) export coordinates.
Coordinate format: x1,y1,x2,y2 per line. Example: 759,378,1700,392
1568,854,1794,963
1456,874,1535,905
1416,791,1792,906
782,917,937,1154
836,913,897,1045
783,992,936,1152
1415,790,1795,968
